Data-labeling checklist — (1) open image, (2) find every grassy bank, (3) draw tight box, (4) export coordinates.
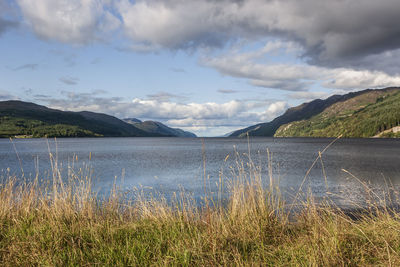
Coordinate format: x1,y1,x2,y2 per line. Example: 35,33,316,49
1,149,400,266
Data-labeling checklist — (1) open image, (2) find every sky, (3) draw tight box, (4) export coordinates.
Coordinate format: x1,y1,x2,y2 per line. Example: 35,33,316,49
1,0,400,136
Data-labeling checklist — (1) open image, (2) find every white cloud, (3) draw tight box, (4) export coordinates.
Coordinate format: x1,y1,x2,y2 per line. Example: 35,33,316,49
203,42,400,92
17,0,119,44
116,0,232,50
323,69,400,89
130,98,249,120
37,92,287,136
264,101,287,120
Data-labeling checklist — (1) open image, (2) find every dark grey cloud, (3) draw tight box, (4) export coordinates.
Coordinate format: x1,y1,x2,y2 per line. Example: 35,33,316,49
59,76,79,86
13,63,38,71
298,1,400,70
335,48,400,75
117,0,400,72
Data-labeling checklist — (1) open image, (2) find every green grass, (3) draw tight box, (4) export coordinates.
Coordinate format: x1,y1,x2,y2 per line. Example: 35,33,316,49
1,144,400,266
0,116,100,138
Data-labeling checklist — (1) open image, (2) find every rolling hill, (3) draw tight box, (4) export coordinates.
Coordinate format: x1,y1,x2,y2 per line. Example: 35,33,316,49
229,87,400,138
0,101,195,138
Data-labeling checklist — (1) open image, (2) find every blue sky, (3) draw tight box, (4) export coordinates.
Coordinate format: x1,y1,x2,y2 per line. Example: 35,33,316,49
1,0,400,136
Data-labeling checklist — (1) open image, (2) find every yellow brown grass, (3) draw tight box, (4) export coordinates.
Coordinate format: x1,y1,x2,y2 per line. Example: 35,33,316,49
0,139,400,266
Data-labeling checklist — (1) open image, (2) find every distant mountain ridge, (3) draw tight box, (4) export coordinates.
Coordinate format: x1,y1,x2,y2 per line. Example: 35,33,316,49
229,87,400,138
123,119,196,138
0,100,196,138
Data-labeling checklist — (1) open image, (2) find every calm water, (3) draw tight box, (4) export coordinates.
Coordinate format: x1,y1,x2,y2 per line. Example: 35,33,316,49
1,137,400,207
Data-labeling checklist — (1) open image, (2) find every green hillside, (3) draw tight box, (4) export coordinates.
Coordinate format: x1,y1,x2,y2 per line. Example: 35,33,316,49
228,88,391,137
0,116,98,138
0,101,159,138
275,89,400,137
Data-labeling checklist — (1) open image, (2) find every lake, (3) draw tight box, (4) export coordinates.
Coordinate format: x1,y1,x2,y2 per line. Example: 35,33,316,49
1,137,400,208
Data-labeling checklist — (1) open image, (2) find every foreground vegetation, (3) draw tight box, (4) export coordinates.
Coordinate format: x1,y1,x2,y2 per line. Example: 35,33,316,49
1,148,400,266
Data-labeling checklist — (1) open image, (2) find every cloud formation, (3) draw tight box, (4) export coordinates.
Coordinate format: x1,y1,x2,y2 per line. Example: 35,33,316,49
13,0,400,78
13,0,400,69
203,42,400,91
17,0,119,44
114,0,400,70
35,91,288,136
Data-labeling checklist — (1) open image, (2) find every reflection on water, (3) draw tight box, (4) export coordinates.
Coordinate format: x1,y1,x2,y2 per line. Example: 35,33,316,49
0,137,399,208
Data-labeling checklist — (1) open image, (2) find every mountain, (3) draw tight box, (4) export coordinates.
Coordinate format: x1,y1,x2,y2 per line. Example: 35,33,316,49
0,100,193,138
229,87,400,138
123,119,197,138
275,88,400,137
